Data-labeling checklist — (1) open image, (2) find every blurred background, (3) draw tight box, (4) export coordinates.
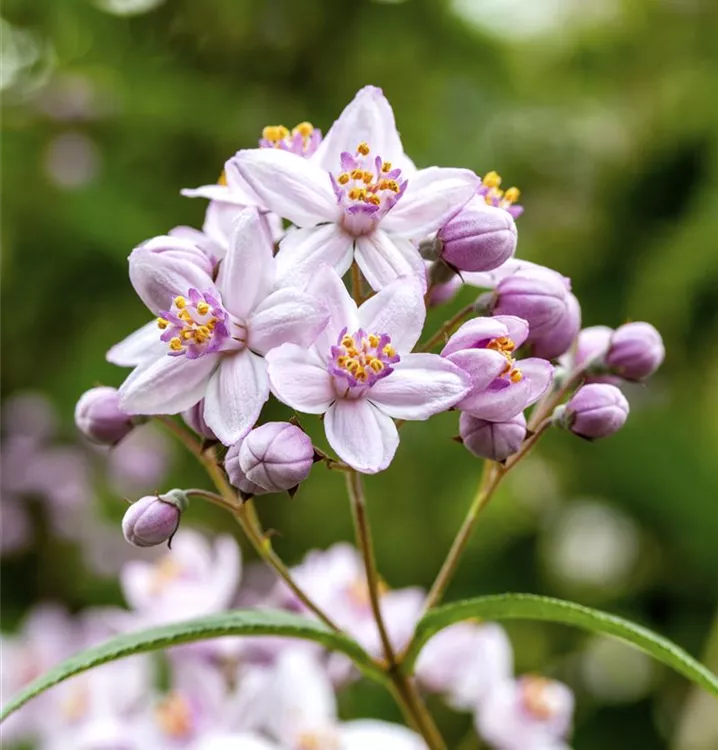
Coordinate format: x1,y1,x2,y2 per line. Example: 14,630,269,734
2,0,718,747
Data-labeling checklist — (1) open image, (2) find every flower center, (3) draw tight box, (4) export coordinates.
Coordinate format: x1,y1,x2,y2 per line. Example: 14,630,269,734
331,142,407,230
479,171,522,213
521,675,563,721
148,555,185,596
61,684,89,723
260,121,321,157
330,328,400,389
295,729,341,750
155,691,194,739
486,336,523,382
157,289,236,359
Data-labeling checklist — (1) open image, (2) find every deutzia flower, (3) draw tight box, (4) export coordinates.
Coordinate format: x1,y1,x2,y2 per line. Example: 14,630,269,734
266,267,470,473
232,85,479,291
112,208,330,445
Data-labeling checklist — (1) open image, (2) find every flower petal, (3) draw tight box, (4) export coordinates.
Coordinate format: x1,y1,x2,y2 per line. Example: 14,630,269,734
307,265,360,354
325,399,398,474
456,378,530,422
231,148,338,227
370,353,471,420
354,229,426,292
312,85,409,172
357,273,425,352
517,357,555,405
265,344,335,414
203,351,269,445
129,239,216,315
276,224,354,290
339,720,425,750
382,167,479,239
118,353,218,415
106,321,165,367
445,349,509,393
248,287,330,355
216,208,275,320
441,317,511,357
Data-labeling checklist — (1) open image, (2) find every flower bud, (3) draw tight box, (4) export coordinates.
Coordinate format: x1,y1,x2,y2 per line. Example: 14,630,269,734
575,325,613,369
181,400,217,440
138,235,214,277
530,291,581,360
224,440,266,497
239,422,314,493
437,201,517,273
606,322,664,381
122,490,188,548
556,384,629,440
459,412,527,461
75,387,135,445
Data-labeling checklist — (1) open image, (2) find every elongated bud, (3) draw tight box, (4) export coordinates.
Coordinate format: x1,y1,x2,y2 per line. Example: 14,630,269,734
181,400,217,440
554,384,629,440
531,292,581,360
437,201,517,273
606,322,664,381
75,387,136,445
459,412,527,461
122,490,188,547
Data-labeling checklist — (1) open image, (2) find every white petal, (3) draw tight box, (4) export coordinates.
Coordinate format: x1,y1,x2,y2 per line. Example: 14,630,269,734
357,274,425,351
306,265,359,355
382,167,479,239
181,184,249,205
339,720,425,750
325,399,398,474
118,353,218,415
217,208,275,319
106,320,165,367
354,230,426,292
203,351,269,445
248,287,330,355
370,353,470,420
232,148,338,227
312,85,408,172
265,344,335,414
276,224,354,290
518,357,555,405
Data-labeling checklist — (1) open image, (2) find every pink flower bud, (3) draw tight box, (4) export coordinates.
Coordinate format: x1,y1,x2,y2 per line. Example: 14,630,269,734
181,400,217,440
75,387,135,445
530,291,581,360
239,422,314,493
606,322,664,381
224,441,267,497
575,325,613,369
122,490,187,547
438,201,517,272
459,412,527,461
559,383,629,439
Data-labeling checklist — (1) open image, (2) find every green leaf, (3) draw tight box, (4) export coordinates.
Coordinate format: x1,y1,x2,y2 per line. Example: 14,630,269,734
404,594,718,695
1,609,384,722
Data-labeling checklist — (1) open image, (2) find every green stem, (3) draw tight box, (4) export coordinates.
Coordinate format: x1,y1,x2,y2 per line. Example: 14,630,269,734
419,304,474,352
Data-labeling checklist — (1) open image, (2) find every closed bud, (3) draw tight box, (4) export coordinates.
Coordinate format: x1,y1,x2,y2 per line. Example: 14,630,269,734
606,322,664,381
459,412,527,461
531,292,581,360
556,384,629,440
122,490,187,547
437,200,517,273
75,387,135,445
239,422,314,493
181,400,217,440
224,441,267,497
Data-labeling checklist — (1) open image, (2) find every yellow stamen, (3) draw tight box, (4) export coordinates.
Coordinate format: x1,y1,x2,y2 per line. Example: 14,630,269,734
341,334,355,349
510,368,523,383
367,195,381,205
482,170,502,189
357,142,370,156
182,330,193,340
217,171,227,187
369,359,384,373
338,173,350,185
383,344,396,357
155,692,193,738
381,161,392,173
169,337,183,351
174,296,187,309
504,186,520,203
292,121,314,138
262,125,290,142
157,318,169,330
196,301,210,315
368,334,380,347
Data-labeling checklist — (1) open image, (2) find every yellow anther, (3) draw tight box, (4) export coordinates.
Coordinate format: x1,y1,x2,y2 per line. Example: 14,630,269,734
381,161,392,173
338,173,350,185
292,121,314,138
348,188,360,200
157,318,169,330
504,186,520,203
369,359,384,373
337,356,348,367
355,369,368,382
169,337,183,351
207,319,216,329
341,334,355,349
510,368,523,383
383,344,396,357
196,301,210,315
174,296,187,309
262,125,290,142
362,171,373,184
368,334,380,347
182,330,193,340
217,171,228,186
482,170,502,188
367,195,381,205
197,325,210,337
155,692,193,739
350,169,364,180
357,142,370,156
179,309,192,322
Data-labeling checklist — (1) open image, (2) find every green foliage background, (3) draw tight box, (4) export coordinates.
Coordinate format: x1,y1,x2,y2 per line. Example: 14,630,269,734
2,0,717,747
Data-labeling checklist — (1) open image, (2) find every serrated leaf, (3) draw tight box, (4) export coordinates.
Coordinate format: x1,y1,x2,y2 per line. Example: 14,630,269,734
404,594,718,696
1,609,384,722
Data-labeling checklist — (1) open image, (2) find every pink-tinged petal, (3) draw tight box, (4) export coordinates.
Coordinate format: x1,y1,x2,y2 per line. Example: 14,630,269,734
325,399,398,474
357,273,425,352
354,230,426,292
118,353,218,415
370,353,470,420
106,321,165,367
203,351,269,445
129,240,215,315
307,265,360,354
276,224,354,290
518,357,555,405
339,720,425,750
497,315,530,348
181,183,248,205
457,380,532,422
382,167,479,239
248,287,330,355
232,148,338,227
312,85,408,172
265,344,335,414
441,317,511,357
217,208,275,320
445,349,509,392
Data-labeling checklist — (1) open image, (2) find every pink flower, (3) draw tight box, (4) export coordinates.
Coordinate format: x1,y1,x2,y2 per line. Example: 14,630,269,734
112,208,329,445
232,86,479,291
266,268,470,473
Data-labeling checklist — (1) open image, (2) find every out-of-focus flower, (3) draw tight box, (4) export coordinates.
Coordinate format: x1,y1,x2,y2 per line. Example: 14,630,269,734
75,386,136,445
605,322,664,381
266,268,469,473
122,490,187,548
107,423,173,497
44,131,100,189
442,315,553,423
459,412,527,461
232,86,478,291
182,399,218,441
476,675,574,750
555,383,629,439
111,208,329,445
